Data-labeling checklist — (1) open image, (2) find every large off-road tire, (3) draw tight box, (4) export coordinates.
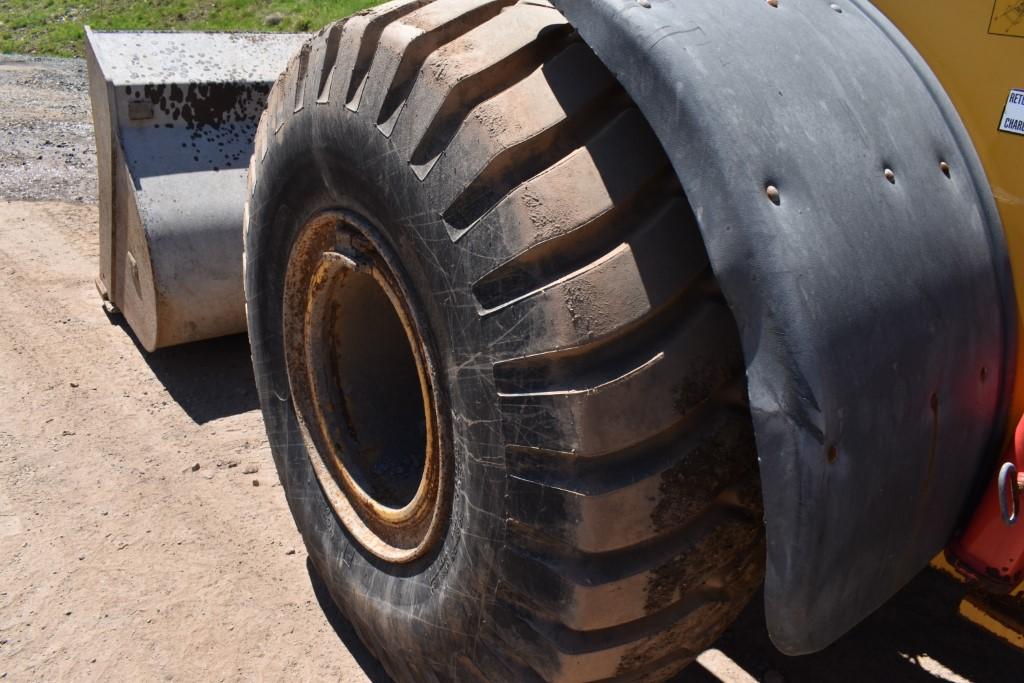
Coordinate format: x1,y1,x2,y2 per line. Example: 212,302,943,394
244,1,765,680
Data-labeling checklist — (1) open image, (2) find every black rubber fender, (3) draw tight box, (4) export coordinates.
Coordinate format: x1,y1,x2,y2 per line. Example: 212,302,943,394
552,0,1017,654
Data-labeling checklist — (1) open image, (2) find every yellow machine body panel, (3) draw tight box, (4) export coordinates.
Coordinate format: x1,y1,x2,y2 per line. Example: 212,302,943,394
873,0,1024,419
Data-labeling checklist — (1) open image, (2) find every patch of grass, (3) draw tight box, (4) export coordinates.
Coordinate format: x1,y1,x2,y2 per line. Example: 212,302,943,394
0,0,385,57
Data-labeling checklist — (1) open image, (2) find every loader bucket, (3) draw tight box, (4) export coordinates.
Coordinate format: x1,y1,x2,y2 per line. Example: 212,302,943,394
85,27,308,351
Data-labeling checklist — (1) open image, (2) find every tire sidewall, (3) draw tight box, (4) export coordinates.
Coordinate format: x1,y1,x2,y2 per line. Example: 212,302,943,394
245,98,507,674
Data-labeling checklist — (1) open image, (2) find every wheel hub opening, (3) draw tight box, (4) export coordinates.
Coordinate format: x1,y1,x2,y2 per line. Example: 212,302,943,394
282,211,449,563
318,265,426,508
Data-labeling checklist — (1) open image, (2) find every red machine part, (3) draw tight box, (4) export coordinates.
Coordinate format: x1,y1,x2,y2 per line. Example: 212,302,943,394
950,415,1024,588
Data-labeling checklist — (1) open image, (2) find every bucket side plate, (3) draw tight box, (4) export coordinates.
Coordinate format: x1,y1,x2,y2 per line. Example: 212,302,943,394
85,28,309,349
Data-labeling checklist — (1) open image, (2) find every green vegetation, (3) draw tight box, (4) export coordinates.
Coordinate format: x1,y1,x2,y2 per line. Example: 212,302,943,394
0,0,384,57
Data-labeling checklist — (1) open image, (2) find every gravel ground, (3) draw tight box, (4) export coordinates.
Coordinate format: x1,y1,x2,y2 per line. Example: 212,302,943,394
0,55,96,203
1,52,1023,683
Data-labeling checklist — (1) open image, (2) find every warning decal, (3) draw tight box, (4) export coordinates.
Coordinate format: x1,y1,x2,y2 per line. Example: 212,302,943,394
990,1,1024,38
1000,89,1024,136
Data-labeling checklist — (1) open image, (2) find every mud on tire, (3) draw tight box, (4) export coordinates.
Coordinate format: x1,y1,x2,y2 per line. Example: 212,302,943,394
244,1,765,680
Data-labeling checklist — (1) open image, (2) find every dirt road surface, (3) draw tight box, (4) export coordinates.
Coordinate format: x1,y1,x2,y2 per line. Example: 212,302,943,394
1,54,1023,682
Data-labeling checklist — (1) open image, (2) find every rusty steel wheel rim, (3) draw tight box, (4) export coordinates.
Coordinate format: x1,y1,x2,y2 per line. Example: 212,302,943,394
282,211,450,563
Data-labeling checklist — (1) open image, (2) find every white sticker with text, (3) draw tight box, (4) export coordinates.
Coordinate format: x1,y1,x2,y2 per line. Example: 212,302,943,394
1000,89,1024,136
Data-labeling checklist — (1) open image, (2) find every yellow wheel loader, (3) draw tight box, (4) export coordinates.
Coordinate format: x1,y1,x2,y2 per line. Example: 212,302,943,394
84,1,1024,679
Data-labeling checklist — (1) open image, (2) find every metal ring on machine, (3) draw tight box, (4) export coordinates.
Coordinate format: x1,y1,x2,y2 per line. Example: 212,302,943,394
998,461,1019,526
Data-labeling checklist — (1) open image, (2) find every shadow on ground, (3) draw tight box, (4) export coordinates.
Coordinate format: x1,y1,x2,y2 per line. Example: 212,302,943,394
108,310,259,423
681,568,1024,682
307,557,393,683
